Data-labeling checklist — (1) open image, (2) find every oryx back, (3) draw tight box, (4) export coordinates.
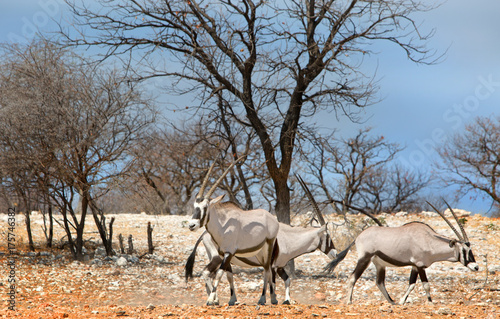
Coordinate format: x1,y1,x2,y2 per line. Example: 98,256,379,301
357,222,444,268
206,202,279,257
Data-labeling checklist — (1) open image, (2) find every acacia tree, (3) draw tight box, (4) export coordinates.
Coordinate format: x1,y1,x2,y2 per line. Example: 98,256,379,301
128,111,266,214
358,163,431,213
437,116,500,216
63,0,437,223
129,122,222,215
300,128,401,211
297,128,430,214
0,39,155,260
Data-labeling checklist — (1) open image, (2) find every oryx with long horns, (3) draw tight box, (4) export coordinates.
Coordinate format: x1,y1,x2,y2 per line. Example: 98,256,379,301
325,201,479,305
187,156,280,305
185,174,337,305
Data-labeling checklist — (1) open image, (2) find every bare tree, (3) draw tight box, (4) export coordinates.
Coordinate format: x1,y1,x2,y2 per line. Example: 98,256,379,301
436,116,500,216
359,163,432,213
128,122,220,215
62,0,438,223
0,39,156,260
300,128,401,211
298,127,430,215
128,112,266,214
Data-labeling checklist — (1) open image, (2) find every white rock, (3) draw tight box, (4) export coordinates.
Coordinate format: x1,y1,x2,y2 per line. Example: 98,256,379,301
116,257,128,266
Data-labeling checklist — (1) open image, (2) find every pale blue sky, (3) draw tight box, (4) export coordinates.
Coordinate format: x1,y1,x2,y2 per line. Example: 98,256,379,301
1,0,499,215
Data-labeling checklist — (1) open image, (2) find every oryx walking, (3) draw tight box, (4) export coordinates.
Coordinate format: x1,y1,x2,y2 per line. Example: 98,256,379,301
185,221,336,305
325,201,479,305
187,157,279,305
185,174,337,305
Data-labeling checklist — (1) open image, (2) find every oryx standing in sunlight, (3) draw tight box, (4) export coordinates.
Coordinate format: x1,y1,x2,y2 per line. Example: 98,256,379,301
187,156,280,305
325,201,479,305
185,174,337,305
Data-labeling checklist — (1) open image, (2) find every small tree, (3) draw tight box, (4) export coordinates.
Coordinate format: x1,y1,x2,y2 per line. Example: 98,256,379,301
298,128,430,214
0,39,156,260
436,116,500,216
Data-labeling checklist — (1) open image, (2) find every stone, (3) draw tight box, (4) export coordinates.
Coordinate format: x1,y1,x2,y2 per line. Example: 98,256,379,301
116,257,128,266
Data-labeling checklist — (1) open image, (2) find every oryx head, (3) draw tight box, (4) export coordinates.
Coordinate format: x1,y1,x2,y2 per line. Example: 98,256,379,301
188,156,244,231
453,241,478,271
428,201,479,271
318,223,337,259
296,174,337,259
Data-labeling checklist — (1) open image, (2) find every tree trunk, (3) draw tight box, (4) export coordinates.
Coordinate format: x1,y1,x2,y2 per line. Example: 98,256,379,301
89,196,115,256
127,235,134,254
118,234,125,254
147,222,154,254
106,217,115,255
47,204,53,248
274,178,291,225
42,204,54,248
24,211,35,251
60,205,77,259
75,193,88,261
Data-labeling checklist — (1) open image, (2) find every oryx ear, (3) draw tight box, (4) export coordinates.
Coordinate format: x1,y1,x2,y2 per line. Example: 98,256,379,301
210,194,225,205
449,239,457,248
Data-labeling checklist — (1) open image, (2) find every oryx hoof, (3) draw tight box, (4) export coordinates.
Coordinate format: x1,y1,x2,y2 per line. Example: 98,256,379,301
257,299,266,305
282,300,291,305
206,300,219,306
228,300,237,306
271,299,278,305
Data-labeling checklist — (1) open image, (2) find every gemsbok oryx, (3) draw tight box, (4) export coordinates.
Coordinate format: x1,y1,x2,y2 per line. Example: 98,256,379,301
187,157,280,305
185,174,337,305
324,201,479,305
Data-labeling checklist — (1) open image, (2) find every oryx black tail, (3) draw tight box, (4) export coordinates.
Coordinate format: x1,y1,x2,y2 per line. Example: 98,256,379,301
324,241,355,274
184,230,207,281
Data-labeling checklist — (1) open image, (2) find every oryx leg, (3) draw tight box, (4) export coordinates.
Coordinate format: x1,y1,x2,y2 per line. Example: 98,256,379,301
258,266,276,305
207,252,233,306
399,267,418,305
257,239,278,305
346,254,372,304
225,264,238,306
202,255,223,305
417,267,432,302
277,267,291,305
374,263,396,305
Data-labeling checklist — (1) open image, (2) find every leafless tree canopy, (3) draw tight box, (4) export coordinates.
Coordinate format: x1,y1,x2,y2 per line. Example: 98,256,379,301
0,39,156,259
61,0,438,223
125,112,268,215
437,116,500,216
297,128,431,214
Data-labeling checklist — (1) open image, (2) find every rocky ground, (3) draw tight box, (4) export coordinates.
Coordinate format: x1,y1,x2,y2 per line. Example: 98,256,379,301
0,210,499,318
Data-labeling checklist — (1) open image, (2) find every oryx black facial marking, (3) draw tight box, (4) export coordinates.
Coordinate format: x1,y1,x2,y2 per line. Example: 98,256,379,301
320,231,336,258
